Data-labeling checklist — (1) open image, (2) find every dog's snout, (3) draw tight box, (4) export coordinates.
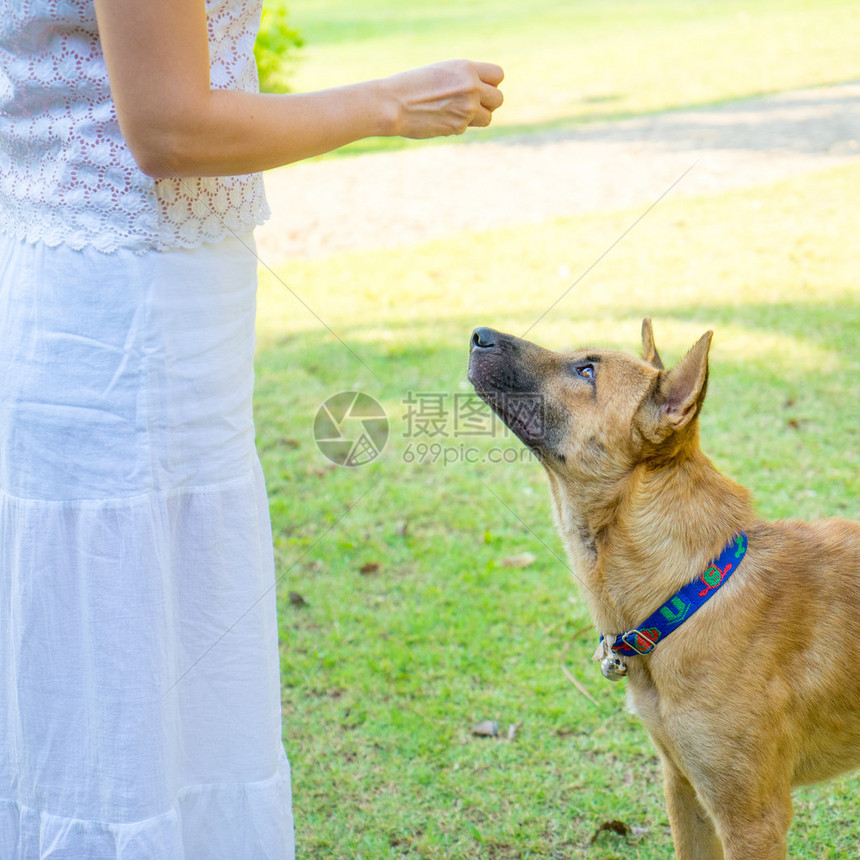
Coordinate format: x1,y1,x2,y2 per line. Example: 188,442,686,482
471,327,497,350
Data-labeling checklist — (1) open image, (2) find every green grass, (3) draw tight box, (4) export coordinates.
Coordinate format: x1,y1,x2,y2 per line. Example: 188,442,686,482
283,0,860,153
254,155,860,858
252,5,860,852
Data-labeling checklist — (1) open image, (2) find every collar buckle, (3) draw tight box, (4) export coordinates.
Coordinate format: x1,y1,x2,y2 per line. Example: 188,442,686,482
619,628,658,655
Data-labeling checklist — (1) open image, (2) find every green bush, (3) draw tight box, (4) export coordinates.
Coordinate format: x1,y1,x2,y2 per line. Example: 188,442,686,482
255,1,303,93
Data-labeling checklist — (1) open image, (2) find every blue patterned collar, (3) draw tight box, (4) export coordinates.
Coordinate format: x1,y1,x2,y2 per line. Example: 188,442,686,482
602,532,748,662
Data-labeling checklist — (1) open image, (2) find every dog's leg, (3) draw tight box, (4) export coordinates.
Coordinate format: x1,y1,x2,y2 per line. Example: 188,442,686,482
662,758,724,859
712,788,793,860
684,769,794,860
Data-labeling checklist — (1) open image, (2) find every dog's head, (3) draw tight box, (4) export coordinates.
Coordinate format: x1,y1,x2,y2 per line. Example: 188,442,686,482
467,319,713,484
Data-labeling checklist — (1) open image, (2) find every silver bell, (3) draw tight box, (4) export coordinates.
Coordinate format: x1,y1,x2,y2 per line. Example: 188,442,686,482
600,654,628,681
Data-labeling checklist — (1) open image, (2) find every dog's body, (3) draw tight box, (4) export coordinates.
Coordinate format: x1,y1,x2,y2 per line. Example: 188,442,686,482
468,320,860,859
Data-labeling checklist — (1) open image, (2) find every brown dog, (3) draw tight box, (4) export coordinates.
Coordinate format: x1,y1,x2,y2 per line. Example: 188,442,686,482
468,320,860,859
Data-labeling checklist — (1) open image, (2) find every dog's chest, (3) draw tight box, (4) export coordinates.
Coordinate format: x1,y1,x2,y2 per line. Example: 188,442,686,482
625,670,672,751
626,674,659,723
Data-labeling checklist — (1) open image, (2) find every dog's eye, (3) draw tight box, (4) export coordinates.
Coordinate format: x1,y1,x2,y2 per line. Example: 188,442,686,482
575,363,596,380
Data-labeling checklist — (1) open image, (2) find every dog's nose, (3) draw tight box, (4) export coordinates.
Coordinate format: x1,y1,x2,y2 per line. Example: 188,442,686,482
471,327,497,349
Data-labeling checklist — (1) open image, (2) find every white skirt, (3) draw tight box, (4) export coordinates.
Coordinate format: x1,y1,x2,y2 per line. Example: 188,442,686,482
0,234,294,858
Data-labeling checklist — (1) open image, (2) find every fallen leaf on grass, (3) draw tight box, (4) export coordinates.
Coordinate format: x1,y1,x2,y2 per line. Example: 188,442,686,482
500,552,537,568
590,820,632,844
589,820,650,844
471,720,499,738
359,562,380,575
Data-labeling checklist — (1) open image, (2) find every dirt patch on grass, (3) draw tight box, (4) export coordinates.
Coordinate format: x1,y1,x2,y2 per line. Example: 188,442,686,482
257,82,860,263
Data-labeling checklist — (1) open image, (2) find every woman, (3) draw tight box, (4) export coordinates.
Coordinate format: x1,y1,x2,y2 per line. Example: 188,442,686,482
0,1,504,856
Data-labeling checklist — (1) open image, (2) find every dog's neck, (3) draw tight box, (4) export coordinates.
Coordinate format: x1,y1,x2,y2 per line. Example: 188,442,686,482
548,440,754,636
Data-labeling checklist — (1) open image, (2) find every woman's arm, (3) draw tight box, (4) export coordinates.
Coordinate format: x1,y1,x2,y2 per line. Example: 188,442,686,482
94,0,504,178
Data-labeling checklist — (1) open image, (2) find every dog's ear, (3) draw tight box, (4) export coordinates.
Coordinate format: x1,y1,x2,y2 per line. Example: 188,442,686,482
638,331,713,442
659,331,713,430
641,318,664,370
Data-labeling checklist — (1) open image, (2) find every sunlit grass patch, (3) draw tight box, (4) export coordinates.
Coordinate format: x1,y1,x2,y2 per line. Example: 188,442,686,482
285,0,860,153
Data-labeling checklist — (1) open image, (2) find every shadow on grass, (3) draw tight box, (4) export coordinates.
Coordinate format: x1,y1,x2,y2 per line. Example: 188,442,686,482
255,293,858,514
256,293,860,387
486,81,860,154
312,78,860,160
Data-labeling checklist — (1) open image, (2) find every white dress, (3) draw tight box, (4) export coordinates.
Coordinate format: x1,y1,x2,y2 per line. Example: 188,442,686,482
0,2,294,858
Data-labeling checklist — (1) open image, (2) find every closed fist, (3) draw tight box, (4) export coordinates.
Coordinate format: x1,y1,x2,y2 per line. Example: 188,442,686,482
382,59,504,140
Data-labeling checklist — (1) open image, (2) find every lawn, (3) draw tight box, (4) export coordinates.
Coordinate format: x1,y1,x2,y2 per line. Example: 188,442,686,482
254,160,860,857
253,3,860,856
278,0,860,151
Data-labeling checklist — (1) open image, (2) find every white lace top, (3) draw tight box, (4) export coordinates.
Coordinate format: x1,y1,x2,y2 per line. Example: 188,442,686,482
0,0,270,254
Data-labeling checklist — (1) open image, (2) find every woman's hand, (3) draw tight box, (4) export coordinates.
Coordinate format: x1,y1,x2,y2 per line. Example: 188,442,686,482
380,60,505,139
